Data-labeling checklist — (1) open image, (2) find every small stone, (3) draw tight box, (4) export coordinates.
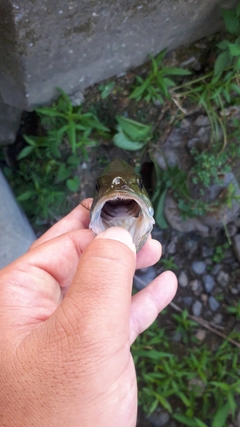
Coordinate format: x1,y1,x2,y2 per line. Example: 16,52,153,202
178,271,188,287
216,271,229,288
182,296,193,307
233,234,240,263
203,274,215,293
201,245,214,258
167,236,178,255
226,223,237,237
190,279,201,292
201,294,208,303
192,300,202,317
195,329,206,341
171,331,182,342
208,296,220,312
194,115,210,127
191,261,206,275
230,287,239,295
211,264,221,275
188,378,206,396
213,313,222,324
148,409,170,426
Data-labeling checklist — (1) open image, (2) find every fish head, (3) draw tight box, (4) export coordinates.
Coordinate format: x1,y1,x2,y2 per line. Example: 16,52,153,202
89,159,155,252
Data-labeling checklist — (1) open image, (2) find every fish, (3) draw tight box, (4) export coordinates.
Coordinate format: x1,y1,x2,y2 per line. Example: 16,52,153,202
89,159,155,252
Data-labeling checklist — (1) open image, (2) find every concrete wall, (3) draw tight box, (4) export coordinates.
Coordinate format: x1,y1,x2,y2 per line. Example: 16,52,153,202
0,0,238,145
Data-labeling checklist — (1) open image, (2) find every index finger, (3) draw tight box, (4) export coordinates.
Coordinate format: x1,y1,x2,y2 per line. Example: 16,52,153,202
30,198,93,250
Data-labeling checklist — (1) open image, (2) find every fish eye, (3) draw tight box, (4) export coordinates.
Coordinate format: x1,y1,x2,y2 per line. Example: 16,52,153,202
95,180,100,192
137,178,143,190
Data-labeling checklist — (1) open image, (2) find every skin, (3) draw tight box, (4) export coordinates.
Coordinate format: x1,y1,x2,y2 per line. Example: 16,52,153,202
0,198,177,427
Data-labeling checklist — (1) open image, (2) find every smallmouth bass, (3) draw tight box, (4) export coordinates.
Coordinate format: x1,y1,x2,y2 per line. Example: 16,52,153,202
89,159,155,252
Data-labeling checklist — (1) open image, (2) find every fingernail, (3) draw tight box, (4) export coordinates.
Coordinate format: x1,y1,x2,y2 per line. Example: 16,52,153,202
95,227,136,252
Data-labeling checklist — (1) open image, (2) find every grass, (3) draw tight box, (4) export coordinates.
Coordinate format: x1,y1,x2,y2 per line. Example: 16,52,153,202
132,310,240,427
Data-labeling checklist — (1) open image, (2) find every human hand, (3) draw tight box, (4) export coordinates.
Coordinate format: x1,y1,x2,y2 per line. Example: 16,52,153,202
0,199,177,427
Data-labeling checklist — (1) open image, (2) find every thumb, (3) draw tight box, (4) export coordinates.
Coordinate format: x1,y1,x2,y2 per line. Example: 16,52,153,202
55,227,136,352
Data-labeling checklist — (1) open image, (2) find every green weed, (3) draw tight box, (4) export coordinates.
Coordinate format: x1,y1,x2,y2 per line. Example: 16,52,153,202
130,50,191,103
2,89,109,224
132,312,240,426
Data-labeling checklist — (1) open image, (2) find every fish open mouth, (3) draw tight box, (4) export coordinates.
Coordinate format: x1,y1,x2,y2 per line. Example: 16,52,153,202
101,197,141,220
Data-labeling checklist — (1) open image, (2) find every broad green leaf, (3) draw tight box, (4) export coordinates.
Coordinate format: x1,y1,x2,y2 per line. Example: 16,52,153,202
155,49,167,66
57,164,72,182
212,402,230,427
151,56,158,75
163,67,191,76
154,393,172,413
17,190,35,201
17,145,34,160
66,176,80,192
67,155,81,165
154,189,168,229
173,414,196,426
221,8,240,34
115,116,152,141
79,114,109,132
129,77,152,100
56,87,73,113
228,42,240,56
99,81,115,99
194,418,208,427
113,126,147,151
237,2,240,17
214,51,231,76
35,108,65,118
217,39,230,50
68,120,76,153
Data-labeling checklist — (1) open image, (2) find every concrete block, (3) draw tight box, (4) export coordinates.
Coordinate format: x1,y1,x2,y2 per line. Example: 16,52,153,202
0,169,35,269
0,0,238,113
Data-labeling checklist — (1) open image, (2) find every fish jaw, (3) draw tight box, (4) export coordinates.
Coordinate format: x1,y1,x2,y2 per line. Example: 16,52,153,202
89,190,155,252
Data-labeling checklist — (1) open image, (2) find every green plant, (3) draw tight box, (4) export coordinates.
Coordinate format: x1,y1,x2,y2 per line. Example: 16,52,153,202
159,256,178,271
227,301,240,320
3,89,109,224
132,312,240,426
113,115,152,151
212,242,230,263
130,50,191,103
98,81,115,99
34,88,109,157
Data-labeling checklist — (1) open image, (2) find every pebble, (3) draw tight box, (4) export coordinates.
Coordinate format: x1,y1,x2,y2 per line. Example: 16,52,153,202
192,300,202,316
213,313,223,324
191,261,206,275
201,294,208,303
216,271,229,288
178,271,188,287
182,296,193,307
167,236,178,255
190,279,201,292
208,296,220,312
202,274,215,293
195,329,206,341
188,378,206,396
201,245,214,258
194,115,210,127
230,287,239,295
211,264,222,275
148,409,170,427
